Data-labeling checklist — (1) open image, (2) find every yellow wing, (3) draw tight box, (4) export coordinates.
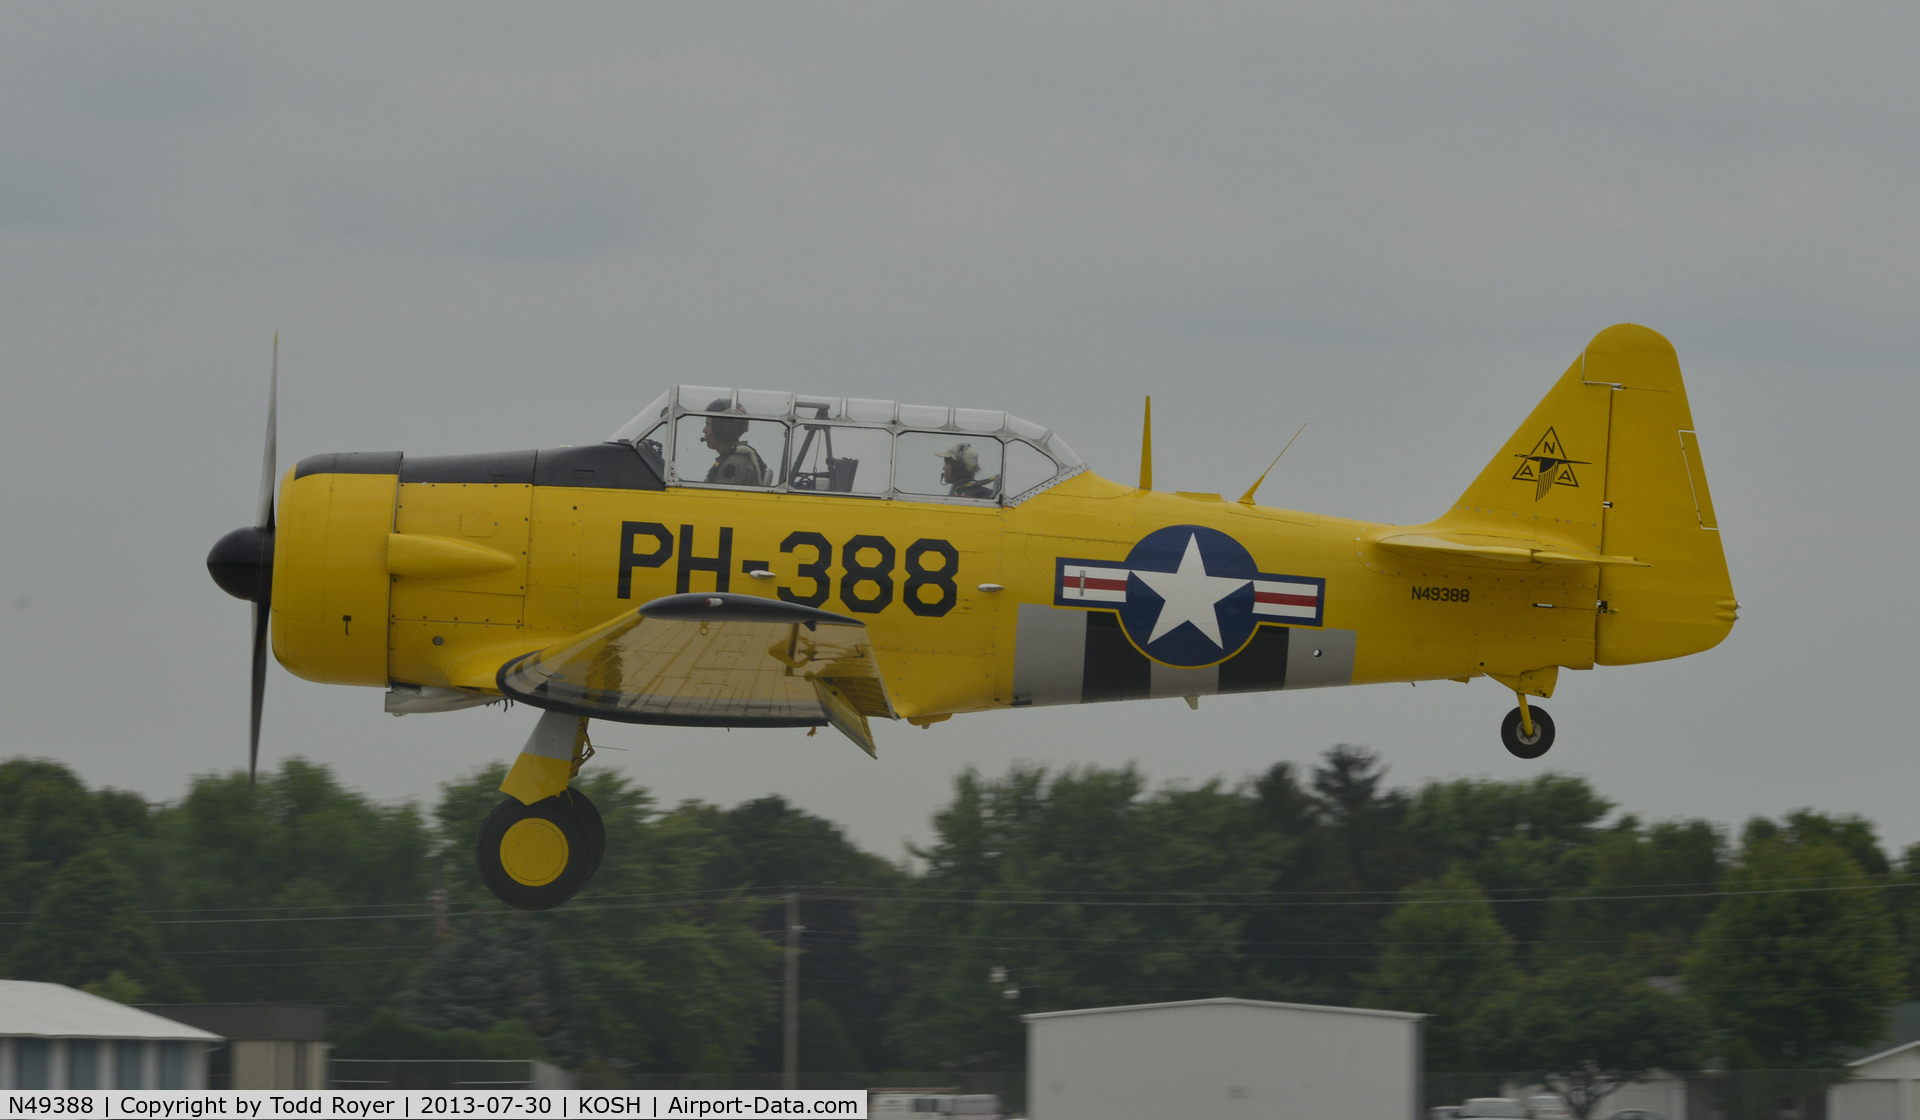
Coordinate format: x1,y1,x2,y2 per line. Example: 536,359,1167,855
495,593,893,755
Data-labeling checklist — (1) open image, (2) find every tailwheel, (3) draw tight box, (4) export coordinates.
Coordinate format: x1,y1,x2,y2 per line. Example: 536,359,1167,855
476,793,595,910
1501,704,1555,759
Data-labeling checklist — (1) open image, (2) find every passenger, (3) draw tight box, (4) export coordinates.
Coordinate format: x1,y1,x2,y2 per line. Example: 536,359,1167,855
701,400,771,485
937,443,998,499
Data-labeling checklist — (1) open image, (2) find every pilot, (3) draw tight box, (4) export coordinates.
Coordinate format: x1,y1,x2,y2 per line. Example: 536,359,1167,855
938,443,998,499
701,400,771,485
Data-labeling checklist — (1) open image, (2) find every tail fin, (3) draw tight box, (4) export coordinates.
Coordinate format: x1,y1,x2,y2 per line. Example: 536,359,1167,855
1440,324,1735,665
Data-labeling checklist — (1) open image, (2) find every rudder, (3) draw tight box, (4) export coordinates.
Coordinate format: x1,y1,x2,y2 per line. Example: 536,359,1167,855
1583,325,1736,664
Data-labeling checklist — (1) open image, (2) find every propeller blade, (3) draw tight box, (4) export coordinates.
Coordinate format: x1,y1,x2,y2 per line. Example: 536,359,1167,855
250,331,276,790
257,331,277,531
250,600,268,790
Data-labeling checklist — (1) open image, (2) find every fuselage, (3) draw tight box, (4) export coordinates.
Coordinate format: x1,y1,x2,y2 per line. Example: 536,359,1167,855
268,453,1606,721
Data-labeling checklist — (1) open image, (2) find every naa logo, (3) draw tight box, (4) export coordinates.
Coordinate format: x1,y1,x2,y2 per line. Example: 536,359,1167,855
1512,428,1589,501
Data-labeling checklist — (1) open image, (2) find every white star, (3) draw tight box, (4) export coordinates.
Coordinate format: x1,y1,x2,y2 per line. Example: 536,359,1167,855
1131,534,1251,647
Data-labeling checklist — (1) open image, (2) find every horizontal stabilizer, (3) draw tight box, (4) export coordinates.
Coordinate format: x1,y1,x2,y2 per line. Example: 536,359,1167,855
1369,530,1648,569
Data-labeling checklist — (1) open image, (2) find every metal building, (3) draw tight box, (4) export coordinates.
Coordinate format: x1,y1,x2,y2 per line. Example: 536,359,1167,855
139,1004,330,1089
1025,997,1423,1120
0,980,220,1089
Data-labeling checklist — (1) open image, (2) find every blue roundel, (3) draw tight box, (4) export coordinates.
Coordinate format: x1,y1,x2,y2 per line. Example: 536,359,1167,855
1116,525,1260,667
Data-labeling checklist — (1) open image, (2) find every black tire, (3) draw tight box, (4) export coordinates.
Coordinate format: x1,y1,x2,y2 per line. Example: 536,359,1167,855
559,787,606,876
475,795,594,911
1501,706,1555,759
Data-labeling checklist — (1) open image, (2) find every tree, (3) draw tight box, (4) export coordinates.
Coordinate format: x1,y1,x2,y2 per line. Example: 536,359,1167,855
1485,955,1705,1118
867,764,1279,1069
1242,747,1418,1003
1405,773,1614,949
1360,866,1517,1074
153,759,433,1012
796,1000,863,1075
334,1007,548,1062
1684,822,1904,1072
403,916,579,1061
7,848,195,1000
430,766,780,1077
1895,842,1920,1000
1541,818,1725,974
691,795,906,1072
0,760,119,961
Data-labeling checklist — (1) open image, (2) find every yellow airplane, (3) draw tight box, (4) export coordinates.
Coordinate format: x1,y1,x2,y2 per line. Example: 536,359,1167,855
208,323,1734,910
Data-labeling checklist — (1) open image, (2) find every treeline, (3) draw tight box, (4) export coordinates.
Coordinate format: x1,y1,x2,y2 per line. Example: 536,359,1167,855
2,749,1916,1106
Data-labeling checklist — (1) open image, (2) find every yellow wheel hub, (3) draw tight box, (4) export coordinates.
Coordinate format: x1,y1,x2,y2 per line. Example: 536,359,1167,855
500,818,570,887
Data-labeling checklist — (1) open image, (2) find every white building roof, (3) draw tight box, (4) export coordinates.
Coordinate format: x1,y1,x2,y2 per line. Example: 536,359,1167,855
0,981,221,1041
1851,1039,1920,1067
1020,996,1424,1023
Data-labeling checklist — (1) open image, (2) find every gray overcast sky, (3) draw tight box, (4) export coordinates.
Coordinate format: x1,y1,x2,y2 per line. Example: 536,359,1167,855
3,4,1916,861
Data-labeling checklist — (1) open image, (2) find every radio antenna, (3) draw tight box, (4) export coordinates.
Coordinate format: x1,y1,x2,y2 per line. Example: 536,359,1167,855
1237,422,1307,506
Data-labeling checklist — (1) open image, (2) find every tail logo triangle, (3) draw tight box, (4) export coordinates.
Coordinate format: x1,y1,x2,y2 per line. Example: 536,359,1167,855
1512,427,1589,501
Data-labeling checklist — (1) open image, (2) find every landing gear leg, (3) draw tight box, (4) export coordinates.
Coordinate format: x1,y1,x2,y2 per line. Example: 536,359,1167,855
478,711,606,909
1500,695,1555,759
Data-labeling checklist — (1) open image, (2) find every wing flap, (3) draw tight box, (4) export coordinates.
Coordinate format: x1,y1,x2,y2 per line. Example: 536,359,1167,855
496,594,894,748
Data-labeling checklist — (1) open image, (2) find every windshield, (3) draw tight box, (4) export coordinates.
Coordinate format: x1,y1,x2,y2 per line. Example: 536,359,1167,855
609,385,1086,504
611,390,672,444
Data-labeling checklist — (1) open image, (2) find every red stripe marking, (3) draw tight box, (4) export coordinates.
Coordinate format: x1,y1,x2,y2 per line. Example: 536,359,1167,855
1061,576,1129,592
1255,591,1318,607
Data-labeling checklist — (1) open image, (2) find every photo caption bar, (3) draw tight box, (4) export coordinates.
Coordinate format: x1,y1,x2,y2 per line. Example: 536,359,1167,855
0,1090,867,1120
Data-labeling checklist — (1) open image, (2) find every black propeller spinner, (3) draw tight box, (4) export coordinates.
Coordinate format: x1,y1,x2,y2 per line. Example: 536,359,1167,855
205,333,278,789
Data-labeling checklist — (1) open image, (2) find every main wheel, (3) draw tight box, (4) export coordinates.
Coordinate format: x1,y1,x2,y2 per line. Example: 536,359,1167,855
1501,706,1555,759
476,795,595,910
559,787,606,876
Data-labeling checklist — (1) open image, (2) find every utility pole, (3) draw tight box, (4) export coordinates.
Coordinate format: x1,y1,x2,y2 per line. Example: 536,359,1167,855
783,891,801,1090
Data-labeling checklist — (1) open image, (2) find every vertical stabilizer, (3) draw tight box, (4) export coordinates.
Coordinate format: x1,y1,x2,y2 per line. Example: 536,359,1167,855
1446,351,1613,553
1436,324,1735,665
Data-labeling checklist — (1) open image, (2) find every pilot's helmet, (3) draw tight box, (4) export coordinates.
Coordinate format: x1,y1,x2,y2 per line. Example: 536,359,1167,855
937,442,980,478
703,398,749,443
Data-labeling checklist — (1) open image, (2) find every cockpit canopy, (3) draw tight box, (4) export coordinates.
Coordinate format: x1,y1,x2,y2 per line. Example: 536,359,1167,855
611,386,1087,505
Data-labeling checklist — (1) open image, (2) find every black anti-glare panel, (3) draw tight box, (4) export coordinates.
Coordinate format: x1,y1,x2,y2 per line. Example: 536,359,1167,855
399,450,539,484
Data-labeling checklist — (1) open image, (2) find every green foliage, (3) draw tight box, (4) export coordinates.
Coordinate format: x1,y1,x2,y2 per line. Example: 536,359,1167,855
1542,818,1726,973
0,760,151,963
81,971,149,1005
334,1007,547,1062
427,766,780,1075
1896,843,1920,1000
1483,955,1706,1118
403,917,579,1059
8,848,196,1000
797,999,863,1074
1685,819,1904,1071
687,795,906,1072
867,764,1279,1069
1405,773,1614,948
2,750,1914,1091
1241,747,1417,1002
152,758,433,1011
1360,867,1518,1071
